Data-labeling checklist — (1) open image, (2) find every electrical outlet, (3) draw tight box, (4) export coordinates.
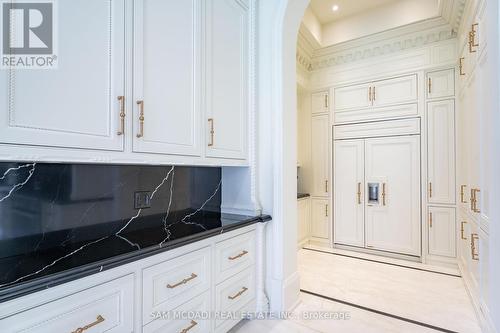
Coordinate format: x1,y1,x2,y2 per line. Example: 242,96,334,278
134,191,151,209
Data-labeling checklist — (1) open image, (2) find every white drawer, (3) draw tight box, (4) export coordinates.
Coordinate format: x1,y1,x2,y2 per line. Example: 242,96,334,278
215,231,255,283
143,247,211,325
144,292,211,333
0,275,134,333
215,267,255,329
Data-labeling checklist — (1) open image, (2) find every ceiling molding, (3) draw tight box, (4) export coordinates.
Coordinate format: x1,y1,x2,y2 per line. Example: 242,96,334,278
310,24,455,70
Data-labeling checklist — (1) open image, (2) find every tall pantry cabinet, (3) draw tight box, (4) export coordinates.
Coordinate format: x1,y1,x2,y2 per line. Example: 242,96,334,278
309,91,331,243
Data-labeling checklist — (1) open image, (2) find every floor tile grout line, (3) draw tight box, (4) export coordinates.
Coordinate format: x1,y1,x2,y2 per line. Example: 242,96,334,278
300,289,460,333
302,247,462,278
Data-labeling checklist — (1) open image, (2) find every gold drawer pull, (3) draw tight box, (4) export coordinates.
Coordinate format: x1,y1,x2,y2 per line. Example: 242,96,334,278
382,183,386,206
167,273,198,289
472,189,481,213
357,182,361,204
461,222,467,240
428,78,432,94
117,96,125,135
471,233,479,261
136,100,145,138
208,118,214,147
429,182,432,198
325,180,328,193
368,87,372,102
228,250,248,261
71,315,105,333
180,320,198,333
228,287,248,300
429,212,433,228
460,185,467,203
459,58,466,76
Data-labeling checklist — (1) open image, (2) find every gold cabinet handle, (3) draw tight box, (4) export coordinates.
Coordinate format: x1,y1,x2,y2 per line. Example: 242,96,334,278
208,118,214,147
136,100,145,138
471,233,479,260
167,273,198,289
372,86,376,101
180,320,198,333
472,189,481,213
228,287,248,300
324,94,328,108
368,87,372,102
228,250,248,261
428,78,432,94
357,182,362,204
382,183,386,206
469,23,479,53
71,315,105,333
325,204,328,217
460,185,467,203
429,182,433,198
325,180,328,193
461,222,467,240
470,189,476,212
459,57,466,76
429,212,433,228
117,96,125,135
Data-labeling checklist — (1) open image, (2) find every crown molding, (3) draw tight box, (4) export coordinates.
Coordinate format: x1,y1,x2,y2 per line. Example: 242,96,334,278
297,0,467,71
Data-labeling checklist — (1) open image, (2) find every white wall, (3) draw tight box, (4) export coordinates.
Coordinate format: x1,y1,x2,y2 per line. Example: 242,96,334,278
301,6,322,44
321,0,439,46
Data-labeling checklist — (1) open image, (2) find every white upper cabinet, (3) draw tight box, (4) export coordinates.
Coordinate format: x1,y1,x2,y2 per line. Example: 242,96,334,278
371,74,418,108
364,135,421,256
133,0,202,156
334,83,371,112
333,74,418,124
428,207,456,258
205,0,249,160
311,91,329,114
427,100,456,205
311,115,330,197
334,140,365,247
427,69,455,100
0,0,125,151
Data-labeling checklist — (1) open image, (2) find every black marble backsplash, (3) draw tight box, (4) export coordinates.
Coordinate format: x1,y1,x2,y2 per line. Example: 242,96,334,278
0,162,222,290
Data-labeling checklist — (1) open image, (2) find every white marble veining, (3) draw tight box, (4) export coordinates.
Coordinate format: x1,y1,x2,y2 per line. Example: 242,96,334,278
0,163,36,202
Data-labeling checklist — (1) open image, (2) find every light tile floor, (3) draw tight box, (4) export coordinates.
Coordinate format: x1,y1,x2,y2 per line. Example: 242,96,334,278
232,249,481,333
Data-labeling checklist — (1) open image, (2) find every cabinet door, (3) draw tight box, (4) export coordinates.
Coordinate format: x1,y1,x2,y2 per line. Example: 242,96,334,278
311,115,330,197
205,0,249,160
297,198,311,244
334,83,372,112
365,136,421,256
334,140,365,247
311,198,329,239
428,100,456,205
133,0,201,156
428,207,456,258
427,69,455,99
0,0,125,151
311,91,329,114
372,74,418,108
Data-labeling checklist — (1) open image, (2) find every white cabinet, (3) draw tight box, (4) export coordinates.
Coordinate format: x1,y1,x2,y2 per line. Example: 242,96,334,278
427,100,456,205
0,0,126,151
372,74,418,108
333,74,418,124
311,198,329,239
311,115,330,197
205,0,249,160
334,83,371,112
364,136,421,256
427,69,455,99
428,207,456,258
311,91,329,114
297,197,311,246
133,0,202,156
333,140,364,247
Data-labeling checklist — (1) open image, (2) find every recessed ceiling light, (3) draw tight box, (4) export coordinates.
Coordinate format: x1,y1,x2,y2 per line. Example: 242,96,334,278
332,4,339,11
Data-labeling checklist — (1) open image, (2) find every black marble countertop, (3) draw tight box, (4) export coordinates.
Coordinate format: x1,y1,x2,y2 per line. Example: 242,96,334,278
0,214,271,303
297,193,310,199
